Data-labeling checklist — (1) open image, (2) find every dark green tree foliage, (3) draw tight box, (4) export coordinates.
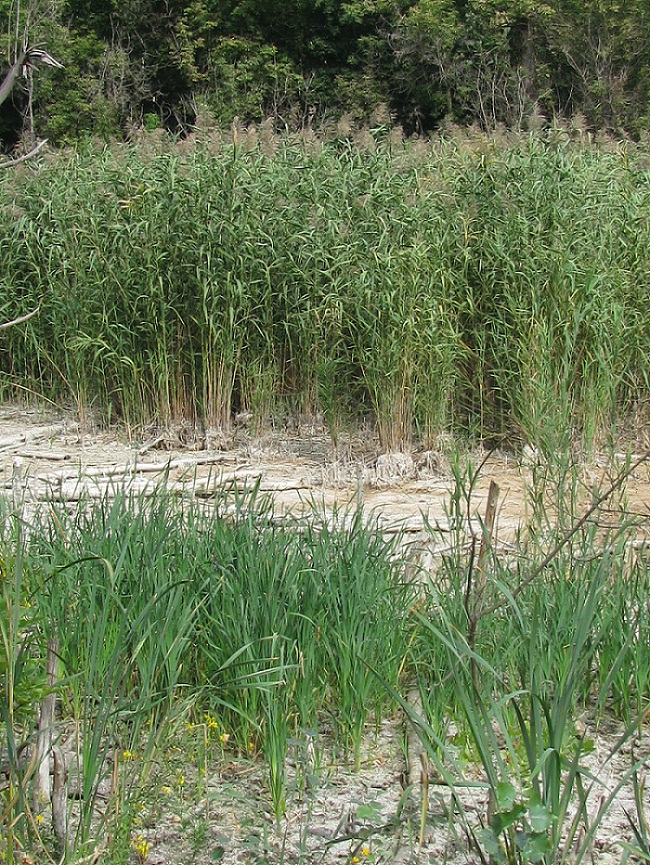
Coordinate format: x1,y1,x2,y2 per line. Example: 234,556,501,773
543,0,650,133
63,0,195,129
1,0,649,144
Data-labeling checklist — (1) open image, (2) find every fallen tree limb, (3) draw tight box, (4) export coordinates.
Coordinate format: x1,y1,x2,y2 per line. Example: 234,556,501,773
0,306,40,330
16,450,71,461
0,424,64,451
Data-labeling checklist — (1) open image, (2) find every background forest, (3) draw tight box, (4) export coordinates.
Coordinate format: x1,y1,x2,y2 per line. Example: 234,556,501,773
1,0,650,147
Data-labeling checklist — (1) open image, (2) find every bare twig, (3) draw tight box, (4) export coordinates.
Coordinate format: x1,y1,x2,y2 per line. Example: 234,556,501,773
0,306,40,329
0,139,47,168
480,450,650,619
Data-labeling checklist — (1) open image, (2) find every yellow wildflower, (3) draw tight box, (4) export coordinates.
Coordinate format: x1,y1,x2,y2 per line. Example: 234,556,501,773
133,835,150,862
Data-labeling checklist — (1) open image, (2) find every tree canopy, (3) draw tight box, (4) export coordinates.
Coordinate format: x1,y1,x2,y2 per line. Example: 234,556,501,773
1,0,649,145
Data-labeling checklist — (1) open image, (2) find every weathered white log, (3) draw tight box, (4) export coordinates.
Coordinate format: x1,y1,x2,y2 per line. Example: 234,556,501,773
133,454,240,472
0,424,64,451
137,434,167,454
38,453,241,483
39,470,271,501
16,450,71,461
32,638,59,814
194,479,314,496
12,457,26,509
52,746,69,853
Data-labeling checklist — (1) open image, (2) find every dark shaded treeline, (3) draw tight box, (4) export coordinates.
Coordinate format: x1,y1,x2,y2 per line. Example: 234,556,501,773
1,0,649,146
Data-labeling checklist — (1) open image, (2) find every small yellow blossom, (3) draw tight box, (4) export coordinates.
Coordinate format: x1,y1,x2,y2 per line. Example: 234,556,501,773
205,714,219,730
352,857,360,865
35,813,44,824
177,772,185,788
362,846,371,857
220,732,230,744
133,835,150,862
121,749,138,761
161,785,172,795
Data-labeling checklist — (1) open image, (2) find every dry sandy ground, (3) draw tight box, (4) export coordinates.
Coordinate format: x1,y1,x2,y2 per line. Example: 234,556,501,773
2,403,650,865
4,403,650,538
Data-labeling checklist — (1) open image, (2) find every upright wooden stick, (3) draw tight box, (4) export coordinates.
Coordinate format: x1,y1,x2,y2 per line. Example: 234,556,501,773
32,638,59,814
468,480,500,684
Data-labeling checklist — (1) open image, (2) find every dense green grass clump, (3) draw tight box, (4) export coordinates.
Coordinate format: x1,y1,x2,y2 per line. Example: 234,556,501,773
409,455,650,865
2,459,650,861
0,486,415,849
1,131,650,449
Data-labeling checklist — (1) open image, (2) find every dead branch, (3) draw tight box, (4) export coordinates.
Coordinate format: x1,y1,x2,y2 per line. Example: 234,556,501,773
480,450,650,619
0,139,47,168
0,45,63,108
0,306,40,329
